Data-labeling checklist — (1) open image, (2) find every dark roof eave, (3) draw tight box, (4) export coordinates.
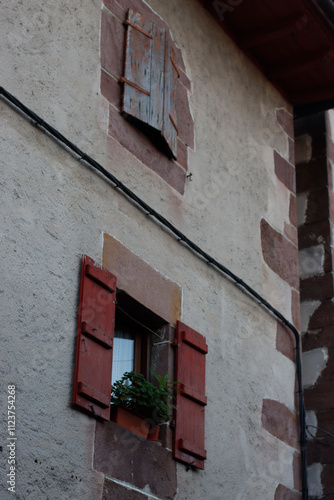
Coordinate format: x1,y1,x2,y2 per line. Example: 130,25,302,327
200,0,334,112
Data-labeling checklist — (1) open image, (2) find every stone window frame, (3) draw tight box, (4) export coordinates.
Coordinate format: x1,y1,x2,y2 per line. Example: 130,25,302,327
100,0,194,194
93,233,179,499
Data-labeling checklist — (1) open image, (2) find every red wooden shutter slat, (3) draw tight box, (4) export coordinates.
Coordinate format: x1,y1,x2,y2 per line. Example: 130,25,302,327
180,383,207,406
81,321,113,349
182,328,208,354
163,38,178,160
77,382,110,408
179,439,207,460
85,263,116,292
174,321,208,470
72,255,116,421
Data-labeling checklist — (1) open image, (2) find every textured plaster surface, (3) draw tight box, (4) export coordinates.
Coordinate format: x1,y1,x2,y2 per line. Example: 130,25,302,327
300,301,321,333
1,0,297,498
297,193,308,227
327,110,334,141
299,245,325,279
295,134,312,165
307,463,323,497
302,348,328,388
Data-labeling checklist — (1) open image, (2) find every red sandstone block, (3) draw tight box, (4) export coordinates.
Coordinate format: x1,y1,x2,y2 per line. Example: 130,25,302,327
274,150,296,192
116,0,169,31
304,382,334,410
284,222,298,246
179,67,191,91
317,410,334,436
305,187,330,224
96,421,177,498
176,137,188,171
103,478,148,500
103,0,125,20
275,484,301,499
291,289,301,331
177,81,194,149
172,44,186,73
293,453,302,491
296,157,328,193
276,109,294,139
289,194,297,228
101,10,125,80
297,220,331,250
101,70,121,109
289,137,295,165
108,105,186,194
303,326,334,351
309,300,334,330
307,438,334,465
276,321,296,361
261,219,299,289
319,346,334,382
262,399,299,449
300,273,334,302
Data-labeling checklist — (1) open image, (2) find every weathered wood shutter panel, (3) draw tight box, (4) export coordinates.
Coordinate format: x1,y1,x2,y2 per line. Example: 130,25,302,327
163,38,178,160
122,9,177,159
149,23,165,132
174,321,208,469
122,9,165,130
72,255,116,421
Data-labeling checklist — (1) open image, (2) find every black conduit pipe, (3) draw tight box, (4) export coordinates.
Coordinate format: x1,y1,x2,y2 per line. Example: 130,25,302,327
0,86,308,499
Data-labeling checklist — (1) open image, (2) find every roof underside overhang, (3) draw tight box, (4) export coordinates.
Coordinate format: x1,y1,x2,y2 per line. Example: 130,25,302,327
200,0,334,116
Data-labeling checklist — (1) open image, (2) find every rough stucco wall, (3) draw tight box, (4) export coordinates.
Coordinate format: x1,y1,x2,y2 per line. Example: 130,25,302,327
1,0,298,498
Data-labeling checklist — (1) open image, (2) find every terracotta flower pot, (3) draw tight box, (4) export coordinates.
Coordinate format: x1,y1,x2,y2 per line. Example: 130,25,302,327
147,424,160,442
110,405,150,439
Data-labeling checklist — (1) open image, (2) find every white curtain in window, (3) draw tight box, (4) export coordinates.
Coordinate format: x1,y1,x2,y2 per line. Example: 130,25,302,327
112,328,135,385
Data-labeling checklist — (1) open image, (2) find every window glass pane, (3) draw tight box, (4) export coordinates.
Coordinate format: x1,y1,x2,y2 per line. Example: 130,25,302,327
112,328,135,385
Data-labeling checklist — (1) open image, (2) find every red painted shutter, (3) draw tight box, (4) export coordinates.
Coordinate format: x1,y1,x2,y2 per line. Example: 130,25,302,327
174,321,208,470
122,9,178,159
72,255,116,421
163,38,178,160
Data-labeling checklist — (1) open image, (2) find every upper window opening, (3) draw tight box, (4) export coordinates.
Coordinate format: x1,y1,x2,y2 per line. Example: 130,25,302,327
113,290,167,384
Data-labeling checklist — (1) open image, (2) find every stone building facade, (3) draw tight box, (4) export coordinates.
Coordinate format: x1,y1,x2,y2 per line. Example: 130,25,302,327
2,0,334,498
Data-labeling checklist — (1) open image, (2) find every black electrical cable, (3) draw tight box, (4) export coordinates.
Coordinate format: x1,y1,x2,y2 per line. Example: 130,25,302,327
0,86,308,499
307,424,334,440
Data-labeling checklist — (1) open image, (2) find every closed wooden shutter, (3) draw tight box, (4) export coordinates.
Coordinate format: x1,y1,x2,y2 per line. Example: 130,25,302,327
122,9,178,159
173,321,208,469
72,255,116,421
122,9,165,131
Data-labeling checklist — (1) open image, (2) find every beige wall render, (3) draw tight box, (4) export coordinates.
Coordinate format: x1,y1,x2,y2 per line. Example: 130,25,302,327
1,0,300,498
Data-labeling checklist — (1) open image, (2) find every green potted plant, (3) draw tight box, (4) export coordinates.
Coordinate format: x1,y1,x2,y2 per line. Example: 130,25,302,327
110,371,177,440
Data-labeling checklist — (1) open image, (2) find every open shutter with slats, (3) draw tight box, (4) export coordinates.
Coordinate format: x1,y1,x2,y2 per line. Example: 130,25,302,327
72,255,116,421
122,9,165,130
163,38,178,160
122,9,178,159
173,321,208,469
